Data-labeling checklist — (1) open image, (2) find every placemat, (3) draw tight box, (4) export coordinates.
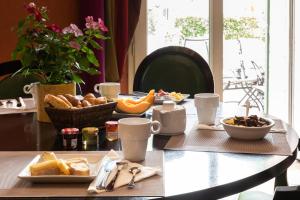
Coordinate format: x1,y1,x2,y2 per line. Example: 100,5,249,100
0,151,164,198
165,123,292,156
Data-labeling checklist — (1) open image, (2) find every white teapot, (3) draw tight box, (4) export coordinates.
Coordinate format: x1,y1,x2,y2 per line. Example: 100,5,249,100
152,101,186,135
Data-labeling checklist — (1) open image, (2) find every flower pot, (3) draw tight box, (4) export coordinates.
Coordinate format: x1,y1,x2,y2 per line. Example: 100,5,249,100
36,82,76,122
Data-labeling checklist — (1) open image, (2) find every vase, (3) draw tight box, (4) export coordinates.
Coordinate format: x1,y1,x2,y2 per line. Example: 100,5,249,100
35,82,76,122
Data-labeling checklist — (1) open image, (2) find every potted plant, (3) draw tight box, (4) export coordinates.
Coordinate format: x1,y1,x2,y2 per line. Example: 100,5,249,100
12,2,109,122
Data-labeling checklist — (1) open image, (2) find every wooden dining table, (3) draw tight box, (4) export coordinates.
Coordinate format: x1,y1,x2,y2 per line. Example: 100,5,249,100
0,98,298,200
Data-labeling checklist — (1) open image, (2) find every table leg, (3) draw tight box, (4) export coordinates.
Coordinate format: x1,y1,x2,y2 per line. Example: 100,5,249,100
274,170,288,189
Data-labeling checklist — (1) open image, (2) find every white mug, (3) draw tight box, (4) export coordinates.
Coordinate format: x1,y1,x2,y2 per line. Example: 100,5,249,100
118,117,161,162
194,93,220,125
94,82,120,100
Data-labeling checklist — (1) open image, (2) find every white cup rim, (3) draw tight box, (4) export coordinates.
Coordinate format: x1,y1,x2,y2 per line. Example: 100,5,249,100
118,117,150,125
194,93,219,98
99,82,120,86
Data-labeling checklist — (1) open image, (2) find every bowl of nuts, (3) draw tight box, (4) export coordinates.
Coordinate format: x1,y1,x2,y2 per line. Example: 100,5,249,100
220,115,275,140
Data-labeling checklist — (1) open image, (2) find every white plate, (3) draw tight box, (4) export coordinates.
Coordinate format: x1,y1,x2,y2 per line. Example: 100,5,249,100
112,111,146,119
154,94,190,104
18,153,103,183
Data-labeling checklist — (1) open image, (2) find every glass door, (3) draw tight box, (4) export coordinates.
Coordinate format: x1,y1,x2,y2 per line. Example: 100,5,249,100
223,0,268,115
147,0,209,63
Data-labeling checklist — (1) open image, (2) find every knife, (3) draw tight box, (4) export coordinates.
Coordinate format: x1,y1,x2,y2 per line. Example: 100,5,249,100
94,156,116,190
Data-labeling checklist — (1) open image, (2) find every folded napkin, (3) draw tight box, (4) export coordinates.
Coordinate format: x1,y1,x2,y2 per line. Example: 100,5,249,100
197,123,224,131
88,150,161,194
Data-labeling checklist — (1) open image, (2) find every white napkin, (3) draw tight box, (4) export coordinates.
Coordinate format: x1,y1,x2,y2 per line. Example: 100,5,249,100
197,123,224,131
88,150,161,194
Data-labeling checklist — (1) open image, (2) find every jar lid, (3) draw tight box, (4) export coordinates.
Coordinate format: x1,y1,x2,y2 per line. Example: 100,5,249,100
105,121,118,126
82,127,99,134
61,128,79,135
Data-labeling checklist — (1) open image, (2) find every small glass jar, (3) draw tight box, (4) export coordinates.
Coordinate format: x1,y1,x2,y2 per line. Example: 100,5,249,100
105,121,118,141
82,127,99,149
61,128,79,150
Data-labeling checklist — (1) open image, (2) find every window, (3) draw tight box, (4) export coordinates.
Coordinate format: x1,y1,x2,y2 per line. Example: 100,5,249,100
133,0,295,125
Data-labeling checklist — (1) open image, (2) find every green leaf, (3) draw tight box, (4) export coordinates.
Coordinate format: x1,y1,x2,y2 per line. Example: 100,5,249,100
87,53,99,66
89,40,101,49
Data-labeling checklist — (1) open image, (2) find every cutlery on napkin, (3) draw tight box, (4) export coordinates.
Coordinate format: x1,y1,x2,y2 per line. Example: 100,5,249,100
88,150,161,194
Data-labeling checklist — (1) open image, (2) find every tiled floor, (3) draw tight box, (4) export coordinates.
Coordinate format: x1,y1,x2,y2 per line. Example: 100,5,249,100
220,156,300,200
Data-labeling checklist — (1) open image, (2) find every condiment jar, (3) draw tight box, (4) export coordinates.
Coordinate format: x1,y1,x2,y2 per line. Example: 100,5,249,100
152,101,186,135
82,127,99,149
105,121,118,141
61,128,79,150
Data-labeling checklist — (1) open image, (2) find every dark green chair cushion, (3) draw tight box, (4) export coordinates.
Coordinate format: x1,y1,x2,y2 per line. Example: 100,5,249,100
133,46,214,97
0,74,41,99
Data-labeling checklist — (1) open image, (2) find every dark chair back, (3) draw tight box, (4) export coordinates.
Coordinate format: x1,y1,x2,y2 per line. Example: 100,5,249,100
133,46,214,97
0,60,41,99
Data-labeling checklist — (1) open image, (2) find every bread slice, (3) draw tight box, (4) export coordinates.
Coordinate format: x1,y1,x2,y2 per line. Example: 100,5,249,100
57,159,71,175
30,160,60,176
39,152,57,162
68,162,90,176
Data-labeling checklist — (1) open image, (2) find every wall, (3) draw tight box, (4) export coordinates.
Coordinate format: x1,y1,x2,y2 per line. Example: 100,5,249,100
0,0,80,62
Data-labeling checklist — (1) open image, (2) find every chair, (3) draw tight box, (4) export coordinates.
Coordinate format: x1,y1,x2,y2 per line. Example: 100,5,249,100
0,60,42,99
133,46,214,97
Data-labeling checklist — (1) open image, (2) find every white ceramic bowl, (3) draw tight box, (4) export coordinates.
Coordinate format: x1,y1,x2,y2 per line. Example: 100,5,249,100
220,117,275,140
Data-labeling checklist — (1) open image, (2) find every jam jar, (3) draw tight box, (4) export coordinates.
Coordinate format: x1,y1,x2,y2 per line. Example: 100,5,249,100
82,127,99,149
61,128,79,150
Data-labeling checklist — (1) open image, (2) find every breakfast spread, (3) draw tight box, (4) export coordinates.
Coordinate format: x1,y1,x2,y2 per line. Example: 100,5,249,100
224,115,271,127
30,152,90,176
44,93,107,109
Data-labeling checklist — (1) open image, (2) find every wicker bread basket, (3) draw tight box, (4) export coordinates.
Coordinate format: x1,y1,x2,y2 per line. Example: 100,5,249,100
44,102,117,131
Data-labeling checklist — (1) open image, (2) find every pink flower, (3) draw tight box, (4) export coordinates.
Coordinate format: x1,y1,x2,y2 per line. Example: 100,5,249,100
98,18,108,32
69,41,80,50
85,16,98,29
62,24,83,37
46,24,61,33
25,2,36,14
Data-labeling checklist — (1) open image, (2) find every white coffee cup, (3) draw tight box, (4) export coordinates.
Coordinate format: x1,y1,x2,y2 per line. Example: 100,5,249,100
118,117,161,162
23,82,39,106
94,82,120,100
194,93,220,125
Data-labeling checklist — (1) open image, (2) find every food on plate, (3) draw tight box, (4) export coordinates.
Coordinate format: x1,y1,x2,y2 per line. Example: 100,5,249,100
29,152,90,176
157,89,184,101
44,94,107,109
39,152,57,162
224,115,271,127
30,160,61,176
116,89,155,114
68,162,90,176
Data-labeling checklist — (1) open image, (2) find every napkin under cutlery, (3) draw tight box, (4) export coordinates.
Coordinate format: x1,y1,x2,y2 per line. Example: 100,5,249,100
88,150,161,194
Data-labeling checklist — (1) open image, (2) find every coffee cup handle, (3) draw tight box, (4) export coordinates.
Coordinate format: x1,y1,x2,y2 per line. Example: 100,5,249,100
23,84,32,94
151,120,161,134
94,84,100,93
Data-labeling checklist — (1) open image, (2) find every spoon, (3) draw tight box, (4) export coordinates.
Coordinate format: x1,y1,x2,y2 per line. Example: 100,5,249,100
127,167,141,189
